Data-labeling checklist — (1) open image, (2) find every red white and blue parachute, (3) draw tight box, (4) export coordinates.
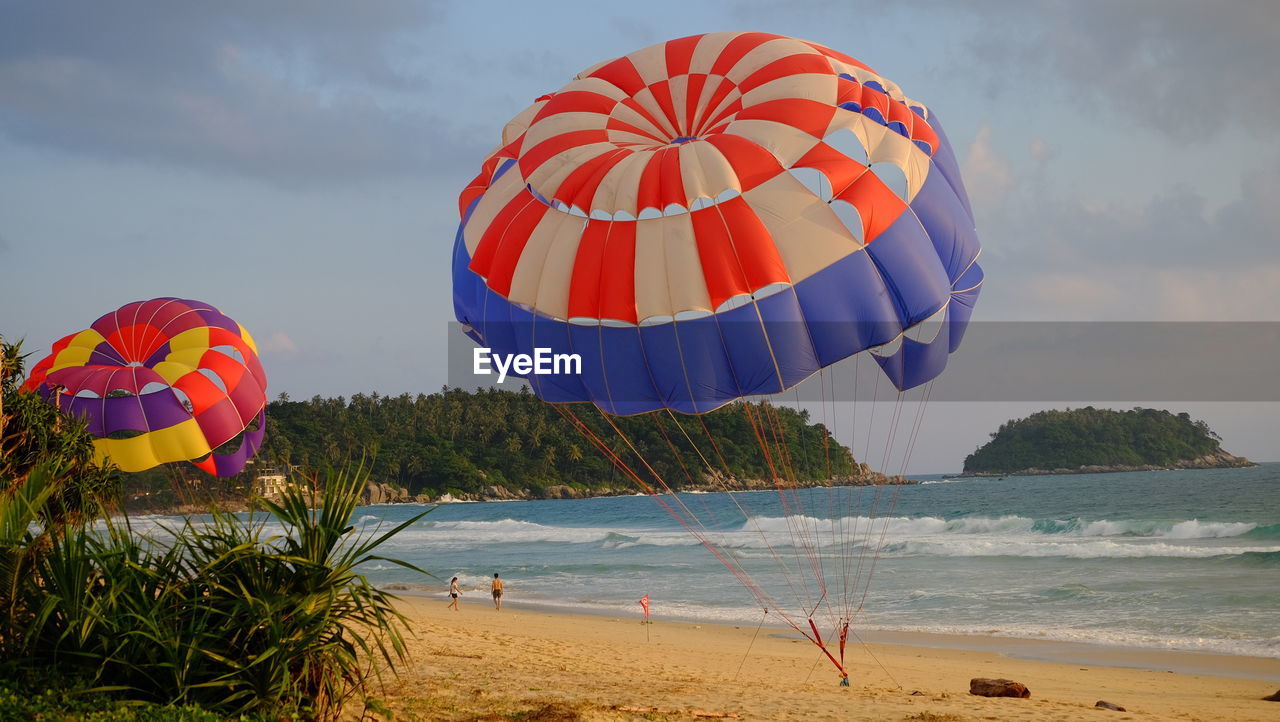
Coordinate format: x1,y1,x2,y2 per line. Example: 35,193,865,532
453,32,982,413
452,32,983,684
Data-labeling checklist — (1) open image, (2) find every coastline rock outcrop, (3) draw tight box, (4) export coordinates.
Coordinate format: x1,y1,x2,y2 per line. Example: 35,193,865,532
962,448,1255,478
362,481,411,505
350,469,919,507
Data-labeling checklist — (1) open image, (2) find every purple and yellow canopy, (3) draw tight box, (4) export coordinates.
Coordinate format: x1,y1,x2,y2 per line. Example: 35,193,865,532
23,298,268,476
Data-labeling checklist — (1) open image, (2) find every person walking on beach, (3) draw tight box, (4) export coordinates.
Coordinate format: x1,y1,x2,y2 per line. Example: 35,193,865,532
491,573,504,610
448,577,461,611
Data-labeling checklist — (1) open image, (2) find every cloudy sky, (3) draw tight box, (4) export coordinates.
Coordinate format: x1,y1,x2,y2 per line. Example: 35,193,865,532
2,1,1276,472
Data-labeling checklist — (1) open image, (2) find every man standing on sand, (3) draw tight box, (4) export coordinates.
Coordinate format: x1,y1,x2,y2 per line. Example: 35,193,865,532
491,572,504,610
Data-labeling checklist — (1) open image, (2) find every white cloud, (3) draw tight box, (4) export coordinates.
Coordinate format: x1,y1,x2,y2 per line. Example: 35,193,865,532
261,331,298,355
1152,266,1280,322
1029,137,1052,163
962,124,1013,210
0,2,487,185
959,0,1280,140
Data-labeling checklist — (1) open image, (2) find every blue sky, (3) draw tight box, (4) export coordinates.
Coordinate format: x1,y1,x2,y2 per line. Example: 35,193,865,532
2,1,1276,472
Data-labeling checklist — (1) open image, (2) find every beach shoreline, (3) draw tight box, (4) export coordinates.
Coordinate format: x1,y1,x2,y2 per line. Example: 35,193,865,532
387,587,1279,679
384,594,1280,721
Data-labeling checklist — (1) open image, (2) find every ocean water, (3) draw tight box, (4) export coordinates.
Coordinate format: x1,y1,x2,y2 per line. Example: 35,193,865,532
157,463,1280,659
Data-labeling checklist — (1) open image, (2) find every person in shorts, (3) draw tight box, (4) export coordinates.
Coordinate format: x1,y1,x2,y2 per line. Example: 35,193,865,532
448,576,460,611
491,573,504,610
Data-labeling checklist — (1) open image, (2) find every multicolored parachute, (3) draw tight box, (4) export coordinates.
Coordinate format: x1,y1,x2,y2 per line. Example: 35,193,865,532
23,298,268,476
452,32,983,684
454,31,982,414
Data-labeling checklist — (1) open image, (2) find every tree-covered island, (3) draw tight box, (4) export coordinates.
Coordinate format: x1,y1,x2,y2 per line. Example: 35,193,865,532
962,407,1254,476
123,388,912,509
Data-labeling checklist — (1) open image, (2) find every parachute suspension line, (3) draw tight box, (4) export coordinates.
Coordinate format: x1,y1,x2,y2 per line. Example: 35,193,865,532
818,371,846,633
671,410,803,587
650,412,721,530
763,398,839,634
668,410,783,548
850,353,860,474
879,390,907,473
649,413,762,579
770,396,829,598
820,369,833,481
840,362,887,620
734,608,769,682
856,384,930,616
851,391,905,614
665,408,843,675
789,380,844,633
896,380,934,478
846,371,888,626
595,409,762,595
761,399,826,597
569,404,792,620
742,402,823,616
747,399,824,609
683,411,817,612
858,380,935,617
552,404,655,497
803,647,826,685
834,359,860,626
844,624,905,691
862,367,881,466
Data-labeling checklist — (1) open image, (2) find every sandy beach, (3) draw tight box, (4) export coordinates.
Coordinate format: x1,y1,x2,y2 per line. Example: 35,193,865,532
381,595,1280,721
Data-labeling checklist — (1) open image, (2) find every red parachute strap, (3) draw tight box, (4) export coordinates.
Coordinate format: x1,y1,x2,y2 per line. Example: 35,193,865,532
808,617,847,678
839,619,849,668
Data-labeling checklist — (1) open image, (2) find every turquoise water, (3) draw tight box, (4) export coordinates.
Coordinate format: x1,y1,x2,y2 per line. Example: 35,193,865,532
157,463,1280,658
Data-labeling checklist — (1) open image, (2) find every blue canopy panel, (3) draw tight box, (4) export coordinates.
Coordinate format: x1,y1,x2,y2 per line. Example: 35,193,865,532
918,109,974,223
453,198,981,415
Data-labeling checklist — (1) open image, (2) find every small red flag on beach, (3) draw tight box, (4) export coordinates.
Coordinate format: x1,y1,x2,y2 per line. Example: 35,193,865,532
638,594,650,618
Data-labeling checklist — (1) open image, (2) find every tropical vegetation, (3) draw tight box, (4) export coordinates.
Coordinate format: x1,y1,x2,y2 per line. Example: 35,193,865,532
253,388,859,499
1,336,430,720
